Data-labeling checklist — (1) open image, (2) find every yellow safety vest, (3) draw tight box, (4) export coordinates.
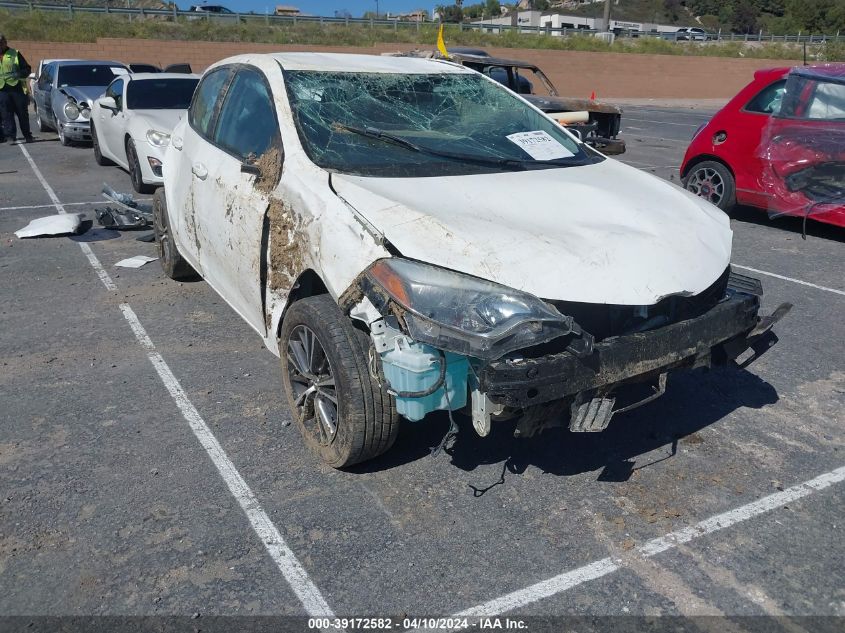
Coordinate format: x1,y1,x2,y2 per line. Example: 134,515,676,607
0,48,21,89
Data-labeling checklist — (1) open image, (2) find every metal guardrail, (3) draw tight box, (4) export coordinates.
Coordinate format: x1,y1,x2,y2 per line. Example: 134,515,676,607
0,0,842,44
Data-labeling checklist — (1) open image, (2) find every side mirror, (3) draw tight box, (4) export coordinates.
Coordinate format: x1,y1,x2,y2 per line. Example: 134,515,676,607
97,96,118,112
241,163,261,176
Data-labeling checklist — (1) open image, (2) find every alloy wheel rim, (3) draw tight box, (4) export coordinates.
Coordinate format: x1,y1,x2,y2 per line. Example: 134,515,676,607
286,325,338,446
687,167,725,205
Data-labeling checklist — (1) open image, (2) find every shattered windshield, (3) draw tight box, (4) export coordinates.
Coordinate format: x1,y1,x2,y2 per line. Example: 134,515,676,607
284,70,597,177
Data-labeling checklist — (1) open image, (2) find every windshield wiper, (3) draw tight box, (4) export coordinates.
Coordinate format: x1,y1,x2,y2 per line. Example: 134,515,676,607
333,123,532,171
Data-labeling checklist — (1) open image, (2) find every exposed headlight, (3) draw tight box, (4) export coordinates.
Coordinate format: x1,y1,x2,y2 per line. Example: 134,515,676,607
364,258,582,360
146,129,171,147
63,101,80,120
80,107,91,120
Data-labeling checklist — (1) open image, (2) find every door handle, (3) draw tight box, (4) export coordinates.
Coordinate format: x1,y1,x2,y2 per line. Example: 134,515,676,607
191,162,207,180
172,136,183,150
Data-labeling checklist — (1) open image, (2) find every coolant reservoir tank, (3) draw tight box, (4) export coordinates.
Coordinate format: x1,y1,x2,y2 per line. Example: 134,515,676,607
380,337,469,422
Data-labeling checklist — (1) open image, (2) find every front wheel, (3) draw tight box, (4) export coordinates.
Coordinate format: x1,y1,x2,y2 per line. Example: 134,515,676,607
280,295,399,468
127,139,155,194
58,125,71,146
683,160,736,211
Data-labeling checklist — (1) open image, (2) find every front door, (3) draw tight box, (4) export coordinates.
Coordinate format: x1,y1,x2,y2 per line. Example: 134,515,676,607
193,66,282,336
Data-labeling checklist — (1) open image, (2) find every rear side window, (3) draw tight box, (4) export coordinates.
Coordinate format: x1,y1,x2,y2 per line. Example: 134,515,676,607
745,79,786,114
212,68,279,160
189,67,231,140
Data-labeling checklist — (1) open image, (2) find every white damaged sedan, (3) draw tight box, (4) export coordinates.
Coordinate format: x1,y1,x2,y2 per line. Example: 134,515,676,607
159,53,789,467
91,73,199,193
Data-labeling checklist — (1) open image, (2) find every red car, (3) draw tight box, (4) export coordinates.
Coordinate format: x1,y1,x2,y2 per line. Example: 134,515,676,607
681,64,845,228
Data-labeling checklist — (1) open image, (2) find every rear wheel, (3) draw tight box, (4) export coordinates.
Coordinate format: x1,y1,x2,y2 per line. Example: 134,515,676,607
280,295,399,468
683,160,736,211
152,188,197,281
91,123,114,166
127,139,155,194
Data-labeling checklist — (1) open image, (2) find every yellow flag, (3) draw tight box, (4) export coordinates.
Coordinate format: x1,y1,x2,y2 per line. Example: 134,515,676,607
437,23,449,57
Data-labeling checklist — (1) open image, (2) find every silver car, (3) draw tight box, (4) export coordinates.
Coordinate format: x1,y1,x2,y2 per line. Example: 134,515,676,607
32,59,130,146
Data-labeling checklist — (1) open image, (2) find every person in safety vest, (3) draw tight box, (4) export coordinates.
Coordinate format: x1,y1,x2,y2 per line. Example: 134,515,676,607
0,34,34,144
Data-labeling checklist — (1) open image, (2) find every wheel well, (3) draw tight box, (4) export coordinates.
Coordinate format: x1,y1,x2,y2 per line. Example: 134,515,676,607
274,269,329,338
682,154,734,180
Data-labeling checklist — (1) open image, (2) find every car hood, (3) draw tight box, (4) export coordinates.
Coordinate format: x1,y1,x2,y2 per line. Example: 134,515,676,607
332,160,732,305
131,109,184,134
58,85,105,107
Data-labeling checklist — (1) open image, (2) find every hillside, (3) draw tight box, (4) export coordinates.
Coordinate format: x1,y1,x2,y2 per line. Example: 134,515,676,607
567,0,845,34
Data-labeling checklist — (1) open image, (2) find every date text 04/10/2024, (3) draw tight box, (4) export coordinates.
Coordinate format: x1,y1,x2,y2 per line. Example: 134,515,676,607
307,617,528,630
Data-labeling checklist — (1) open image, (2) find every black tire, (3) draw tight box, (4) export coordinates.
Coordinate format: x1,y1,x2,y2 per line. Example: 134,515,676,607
127,139,156,194
683,160,736,211
91,123,115,166
152,188,198,281
280,295,399,468
58,125,71,146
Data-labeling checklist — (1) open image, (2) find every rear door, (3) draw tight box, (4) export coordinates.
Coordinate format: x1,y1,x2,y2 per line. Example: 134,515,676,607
166,65,233,274
193,65,282,336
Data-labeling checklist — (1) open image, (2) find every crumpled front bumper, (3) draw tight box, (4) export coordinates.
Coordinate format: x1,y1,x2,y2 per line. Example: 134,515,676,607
59,119,91,141
479,280,790,411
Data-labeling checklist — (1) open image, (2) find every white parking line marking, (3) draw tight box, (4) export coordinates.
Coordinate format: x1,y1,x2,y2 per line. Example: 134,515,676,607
733,264,845,297
621,133,692,142
119,303,336,617
19,144,337,620
19,146,117,292
0,199,148,212
624,117,701,127
448,465,845,619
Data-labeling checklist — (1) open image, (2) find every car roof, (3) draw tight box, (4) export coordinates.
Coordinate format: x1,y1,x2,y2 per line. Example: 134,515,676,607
790,63,845,85
263,52,472,74
54,60,128,68
126,72,201,80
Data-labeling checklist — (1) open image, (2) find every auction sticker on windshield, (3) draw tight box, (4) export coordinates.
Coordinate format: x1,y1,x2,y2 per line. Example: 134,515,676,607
506,130,574,160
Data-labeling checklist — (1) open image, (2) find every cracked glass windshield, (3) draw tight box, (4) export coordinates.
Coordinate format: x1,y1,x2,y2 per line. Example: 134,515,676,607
284,70,599,177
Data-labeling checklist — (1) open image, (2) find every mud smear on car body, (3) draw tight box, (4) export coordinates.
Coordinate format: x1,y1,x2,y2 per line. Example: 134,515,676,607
267,198,306,283
254,147,282,195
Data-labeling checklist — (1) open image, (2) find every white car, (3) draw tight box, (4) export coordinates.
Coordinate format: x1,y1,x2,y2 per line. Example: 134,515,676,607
91,72,199,193
159,53,788,468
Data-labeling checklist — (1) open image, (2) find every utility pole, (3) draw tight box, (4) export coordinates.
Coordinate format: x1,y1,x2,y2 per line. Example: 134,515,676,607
602,0,611,31
375,0,379,19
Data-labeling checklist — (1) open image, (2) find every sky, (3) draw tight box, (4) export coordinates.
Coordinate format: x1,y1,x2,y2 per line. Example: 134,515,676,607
214,0,434,18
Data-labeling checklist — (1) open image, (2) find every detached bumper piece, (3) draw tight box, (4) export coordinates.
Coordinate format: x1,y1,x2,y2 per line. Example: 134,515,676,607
480,288,791,433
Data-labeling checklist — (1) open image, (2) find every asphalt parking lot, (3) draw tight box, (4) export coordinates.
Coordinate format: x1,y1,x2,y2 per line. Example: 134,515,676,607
1,105,844,632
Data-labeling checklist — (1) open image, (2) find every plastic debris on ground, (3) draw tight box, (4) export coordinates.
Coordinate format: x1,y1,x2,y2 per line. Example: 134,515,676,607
96,184,153,230
15,214,83,238
115,255,158,268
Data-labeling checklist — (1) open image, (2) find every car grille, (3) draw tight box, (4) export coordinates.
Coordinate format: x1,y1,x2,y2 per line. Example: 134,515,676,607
545,266,731,343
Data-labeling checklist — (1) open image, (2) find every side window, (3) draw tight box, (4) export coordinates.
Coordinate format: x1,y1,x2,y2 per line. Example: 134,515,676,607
212,68,279,160
745,79,786,114
107,78,124,110
189,67,231,140
38,64,53,88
